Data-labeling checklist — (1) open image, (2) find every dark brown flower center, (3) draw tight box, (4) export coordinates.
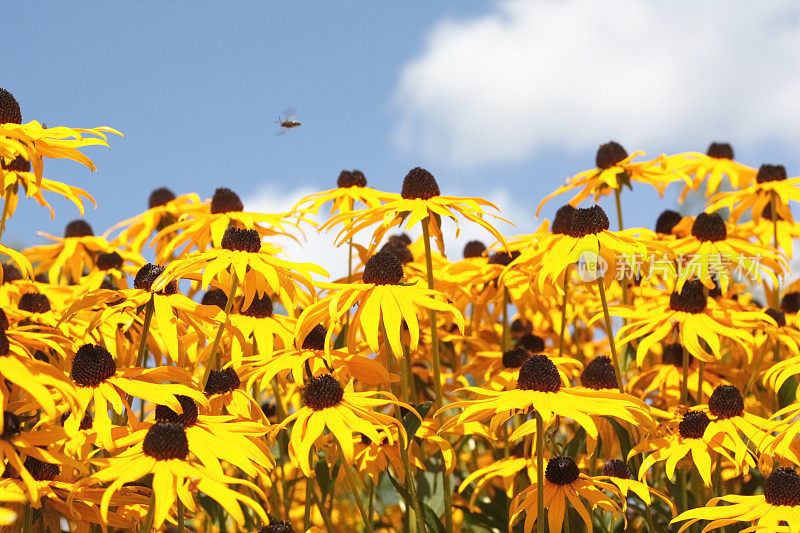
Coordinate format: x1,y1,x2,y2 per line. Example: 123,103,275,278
380,241,413,264
72,344,117,387
603,459,631,479
551,205,577,235
302,325,327,350
764,468,800,506
201,289,228,310
64,219,94,238
580,356,617,390
595,141,628,169
97,251,123,271
545,456,580,485
691,212,727,242
18,293,51,314
210,187,244,214
517,333,545,354
1,411,20,440
24,456,59,481
706,142,734,160
260,518,295,533
488,251,519,266
655,210,682,235
708,385,744,419
401,167,440,200
782,292,800,314
766,308,787,328
148,187,176,208
204,367,240,395
662,343,691,367
241,294,273,318
567,205,610,238
502,347,530,369
517,355,561,392
1,155,30,173
155,395,199,428
388,234,412,246
678,411,710,439
143,422,189,461
1,264,23,284
304,374,344,411
756,164,787,184
337,170,367,188
134,263,177,295
0,332,8,357
669,280,707,314
362,250,404,285
221,227,261,252
463,240,487,259
0,88,22,124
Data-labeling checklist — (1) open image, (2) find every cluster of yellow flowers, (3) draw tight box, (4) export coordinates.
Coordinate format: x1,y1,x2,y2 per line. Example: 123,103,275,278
1,86,800,533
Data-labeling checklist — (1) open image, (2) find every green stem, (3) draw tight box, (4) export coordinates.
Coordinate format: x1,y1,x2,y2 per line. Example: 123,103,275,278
713,454,723,498
383,323,427,533
133,295,155,422
501,288,510,352
535,412,545,533
140,492,156,532
177,498,184,532
270,379,291,519
338,441,373,532
681,344,690,405
596,278,624,392
304,467,313,530
680,469,688,514
697,362,705,404
420,218,453,533
367,477,375,531
614,187,624,231
0,185,14,242
311,487,336,531
558,267,570,359
201,274,239,387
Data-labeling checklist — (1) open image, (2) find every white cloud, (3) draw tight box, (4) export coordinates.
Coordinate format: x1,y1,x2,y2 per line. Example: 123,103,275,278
392,0,800,168
245,185,531,280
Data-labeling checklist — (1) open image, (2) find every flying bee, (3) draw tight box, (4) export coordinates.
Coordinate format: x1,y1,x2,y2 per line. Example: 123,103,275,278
276,108,301,136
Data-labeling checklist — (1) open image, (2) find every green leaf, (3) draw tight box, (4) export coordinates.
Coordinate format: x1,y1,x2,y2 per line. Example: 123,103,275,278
608,418,633,462
315,458,334,500
564,426,586,459
403,402,432,440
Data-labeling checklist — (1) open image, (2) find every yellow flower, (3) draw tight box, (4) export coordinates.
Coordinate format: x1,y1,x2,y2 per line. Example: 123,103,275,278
79,421,268,530
295,250,464,357
671,467,800,532
292,169,395,216
596,459,677,517
323,167,510,254
510,455,623,533
536,141,687,215
667,143,757,203
272,373,411,477
707,163,800,223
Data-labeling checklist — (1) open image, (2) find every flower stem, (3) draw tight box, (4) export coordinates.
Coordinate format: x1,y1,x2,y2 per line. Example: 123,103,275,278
681,345,690,405
596,278,624,392
501,288,510,352
135,296,155,369
535,412,545,533
420,217,453,533
304,466,313,530
139,492,156,532
614,187,624,231
337,440,373,532
177,498,184,532
697,361,705,404
201,273,239,387
0,185,15,242
382,323,427,533
558,267,570,359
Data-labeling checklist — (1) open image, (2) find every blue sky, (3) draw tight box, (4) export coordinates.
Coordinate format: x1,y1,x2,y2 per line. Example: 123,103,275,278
5,1,800,265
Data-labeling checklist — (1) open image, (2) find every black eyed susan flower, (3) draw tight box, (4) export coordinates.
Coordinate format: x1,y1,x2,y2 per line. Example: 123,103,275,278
292,169,395,217
64,343,206,448
323,167,510,254
510,456,623,533
152,226,324,321
536,141,687,214
203,366,263,421
295,250,464,356
107,188,203,253
632,409,735,486
607,279,765,364
153,186,307,262
669,142,757,203
672,467,800,532
0,87,120,181
272,373,411,477
80,421,268,529
667,211,785,293
707,163,800,224
596,459,677,517
458,442,532,506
